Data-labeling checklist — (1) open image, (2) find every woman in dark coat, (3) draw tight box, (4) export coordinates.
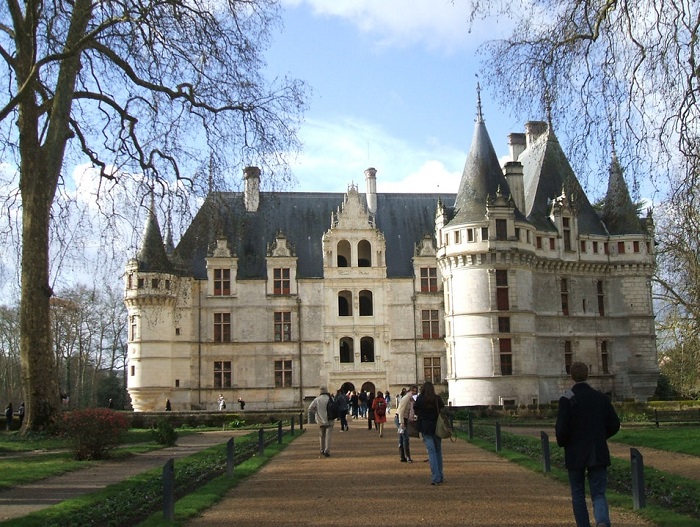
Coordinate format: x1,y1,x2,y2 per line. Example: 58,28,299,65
413,381,445,485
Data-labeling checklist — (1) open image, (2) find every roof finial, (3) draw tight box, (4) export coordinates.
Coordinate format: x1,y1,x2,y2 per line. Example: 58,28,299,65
476,83,484,124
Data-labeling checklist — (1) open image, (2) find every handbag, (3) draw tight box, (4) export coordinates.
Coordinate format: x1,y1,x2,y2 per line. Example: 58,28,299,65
435,408,453,440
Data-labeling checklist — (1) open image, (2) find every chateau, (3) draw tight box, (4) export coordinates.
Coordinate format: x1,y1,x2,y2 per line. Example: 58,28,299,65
124,104,658,411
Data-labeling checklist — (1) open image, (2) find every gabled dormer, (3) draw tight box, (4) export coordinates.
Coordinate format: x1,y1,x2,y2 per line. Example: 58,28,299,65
266,231,297,296
322,184,386,277
206,235,238,297
549,187,579,254
413,234,442,294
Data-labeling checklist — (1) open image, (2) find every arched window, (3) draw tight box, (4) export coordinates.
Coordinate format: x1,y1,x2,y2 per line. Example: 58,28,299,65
358,240,372,267
337,240,351,267
360,336,375,362
339,337,354,363
338,290,353,316
359,290,373,316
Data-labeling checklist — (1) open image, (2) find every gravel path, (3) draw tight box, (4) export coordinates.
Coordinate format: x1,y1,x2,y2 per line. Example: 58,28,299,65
186,423,656,527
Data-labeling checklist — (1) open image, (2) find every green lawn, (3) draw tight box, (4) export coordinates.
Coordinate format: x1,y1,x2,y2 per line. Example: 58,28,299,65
613,426,700,456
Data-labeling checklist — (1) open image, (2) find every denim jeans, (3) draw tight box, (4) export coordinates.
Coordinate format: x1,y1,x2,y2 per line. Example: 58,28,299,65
421,433,443,483
567,465,610,527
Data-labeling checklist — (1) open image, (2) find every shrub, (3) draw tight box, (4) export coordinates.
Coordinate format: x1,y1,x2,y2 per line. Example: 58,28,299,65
151,419,178,445
59,408,129,460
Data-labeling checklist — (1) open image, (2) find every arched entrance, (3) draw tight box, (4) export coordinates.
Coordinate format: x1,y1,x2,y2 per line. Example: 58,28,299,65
339,381,355,394
360,381,376,395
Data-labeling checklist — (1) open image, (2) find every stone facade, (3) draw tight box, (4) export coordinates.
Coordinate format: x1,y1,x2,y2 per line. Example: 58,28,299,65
124,105,658,411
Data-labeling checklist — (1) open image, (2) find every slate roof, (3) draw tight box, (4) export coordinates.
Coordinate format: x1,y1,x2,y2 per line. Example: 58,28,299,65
520,127,607,235
136,207,173,273
601,154,646,235
171,192,455,280
449,116,521,225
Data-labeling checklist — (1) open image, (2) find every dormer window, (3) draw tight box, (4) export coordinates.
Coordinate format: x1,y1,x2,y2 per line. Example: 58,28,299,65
214,269,230,296
562,217,572,251
496,219,507,241
273,268,290,295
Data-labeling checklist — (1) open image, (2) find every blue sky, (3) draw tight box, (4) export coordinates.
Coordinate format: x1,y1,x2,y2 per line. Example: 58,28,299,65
265,1,522,194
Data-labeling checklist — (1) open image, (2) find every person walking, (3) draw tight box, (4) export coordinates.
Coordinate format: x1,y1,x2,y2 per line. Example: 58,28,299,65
556,362,620,527
217,394,226,411
336,389,350,431
384,391,391,415
372,391,388,437
308,385,335,457
350,391,359,419
366,391,375,430
358,390,368,418
4,402,13,431
396,384,418,462
413,381,445,485
18,402,25,427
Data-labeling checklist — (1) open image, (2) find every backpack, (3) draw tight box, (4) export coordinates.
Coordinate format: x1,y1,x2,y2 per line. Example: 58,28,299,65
326,394,340,421
375,399,386,418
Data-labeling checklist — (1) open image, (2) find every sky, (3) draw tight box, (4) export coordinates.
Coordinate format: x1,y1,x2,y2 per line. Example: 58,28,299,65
264,0,522,195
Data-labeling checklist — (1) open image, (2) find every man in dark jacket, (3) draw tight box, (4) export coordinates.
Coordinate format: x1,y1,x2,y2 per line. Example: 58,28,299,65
556,362,620,527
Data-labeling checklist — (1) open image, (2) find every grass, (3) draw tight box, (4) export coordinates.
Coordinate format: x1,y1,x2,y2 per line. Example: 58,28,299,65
613,426,700,456
460,425,700,527
0,427,190,489
1,429,298,527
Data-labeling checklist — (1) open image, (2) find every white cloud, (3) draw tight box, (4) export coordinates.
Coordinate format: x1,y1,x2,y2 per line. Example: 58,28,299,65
282,0,512,53
290,115,464,193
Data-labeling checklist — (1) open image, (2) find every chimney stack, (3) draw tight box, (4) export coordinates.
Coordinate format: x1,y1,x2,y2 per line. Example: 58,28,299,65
365,167,377,214
508,133,526,161
243,166,260,212
525,121,548,148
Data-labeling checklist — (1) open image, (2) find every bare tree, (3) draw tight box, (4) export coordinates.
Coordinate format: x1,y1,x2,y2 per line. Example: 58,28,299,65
0,305,21,406
654,186,700,398
0,0,306,430
466,0,699,195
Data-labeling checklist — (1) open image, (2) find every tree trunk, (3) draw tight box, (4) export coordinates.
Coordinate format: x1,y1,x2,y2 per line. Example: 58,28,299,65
19,157,60,431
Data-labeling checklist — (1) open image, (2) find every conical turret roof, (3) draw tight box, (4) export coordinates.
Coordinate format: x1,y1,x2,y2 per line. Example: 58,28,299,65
601,154,645,234
136,203,172,273
520,125,606,235
449,101,515,225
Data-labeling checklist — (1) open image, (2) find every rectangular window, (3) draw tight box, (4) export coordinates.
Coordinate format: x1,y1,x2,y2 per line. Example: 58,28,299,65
214,312,231,342
127,273,133,289
515,228,520,241
617,241,625,254
496,219,507,241
496,270,509,311
597,280,605,316
421,310,440,339
444,232,449,245
130,315,138,341
137,278,145,289
633,241,640,253
274,359,293,387
549,237,556,250
423,357,442,384
214,268,231,296
561,278,569,316
604,242,609,254
214,361,232,388
563,217,572,251
273,268,290,295
454,230,461,243
151,278,160,289
593,241,599,253
499,338,513,375
536,236,542,249
580,240,586,252
481,227,489,241
467,229,474,242
274,311,292,342
601,341,609,374
420,267,438,292
498,316,510,333
130,365,135,376
165,279,171,290
564,340,573,374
